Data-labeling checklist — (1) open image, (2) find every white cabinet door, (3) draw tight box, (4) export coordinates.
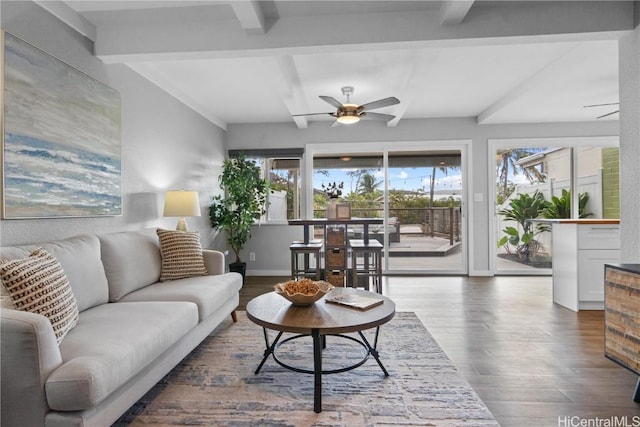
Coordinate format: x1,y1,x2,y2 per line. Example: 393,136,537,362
577,225,620,249
578,249,621,301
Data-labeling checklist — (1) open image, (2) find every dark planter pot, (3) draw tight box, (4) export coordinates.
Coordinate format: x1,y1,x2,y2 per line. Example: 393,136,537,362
229,262,247,282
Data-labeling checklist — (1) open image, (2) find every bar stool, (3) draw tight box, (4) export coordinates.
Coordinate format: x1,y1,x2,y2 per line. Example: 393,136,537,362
290,241,323,280
349,239,383,293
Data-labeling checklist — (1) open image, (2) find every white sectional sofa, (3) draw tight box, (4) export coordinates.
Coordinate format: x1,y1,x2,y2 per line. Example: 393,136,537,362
0,228,243,427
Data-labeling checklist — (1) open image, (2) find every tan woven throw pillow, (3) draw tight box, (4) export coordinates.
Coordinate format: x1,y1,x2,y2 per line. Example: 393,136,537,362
156,229,208,282
0,248,79,344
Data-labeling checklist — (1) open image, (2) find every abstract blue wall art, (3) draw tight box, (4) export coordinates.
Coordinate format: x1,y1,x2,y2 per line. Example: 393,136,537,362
1,31,122,218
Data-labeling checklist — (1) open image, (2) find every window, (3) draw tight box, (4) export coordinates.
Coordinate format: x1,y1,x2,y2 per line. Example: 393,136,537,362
229,149,302,222
492,138,619,275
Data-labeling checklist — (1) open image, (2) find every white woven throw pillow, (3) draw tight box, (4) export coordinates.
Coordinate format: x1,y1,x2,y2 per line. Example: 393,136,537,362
0,248,79,344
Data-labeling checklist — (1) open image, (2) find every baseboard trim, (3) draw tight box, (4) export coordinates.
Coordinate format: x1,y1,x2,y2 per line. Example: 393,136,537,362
469,270,493,277
247,269,495,277
246,269,291,276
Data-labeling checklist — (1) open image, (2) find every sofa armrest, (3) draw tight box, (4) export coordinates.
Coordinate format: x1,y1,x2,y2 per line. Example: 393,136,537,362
203,249,226,275
1,309,63,427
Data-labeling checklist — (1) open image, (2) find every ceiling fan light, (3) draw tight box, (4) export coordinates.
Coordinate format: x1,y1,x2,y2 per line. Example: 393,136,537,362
337,115,360,124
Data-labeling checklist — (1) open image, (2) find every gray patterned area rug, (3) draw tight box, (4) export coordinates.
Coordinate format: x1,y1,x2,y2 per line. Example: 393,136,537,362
115,311,499,427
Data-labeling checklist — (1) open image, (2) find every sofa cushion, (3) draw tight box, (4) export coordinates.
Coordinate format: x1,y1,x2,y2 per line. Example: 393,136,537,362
119,272,243,321
99,229,162,302
0,235,109,312
156,229,208,282
46,301,198,411
0,248,79,344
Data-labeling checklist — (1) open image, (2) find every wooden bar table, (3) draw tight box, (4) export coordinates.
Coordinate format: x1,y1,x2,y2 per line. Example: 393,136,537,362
288,218,383,245
288,218,384,286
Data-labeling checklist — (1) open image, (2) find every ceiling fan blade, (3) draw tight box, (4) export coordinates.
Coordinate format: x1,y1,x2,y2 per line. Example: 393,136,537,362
597,110,620,119
362,112,395,121
584,102,619,108
359,97,400,111
331,120,341,128
319,96,343,109
291,112,334,117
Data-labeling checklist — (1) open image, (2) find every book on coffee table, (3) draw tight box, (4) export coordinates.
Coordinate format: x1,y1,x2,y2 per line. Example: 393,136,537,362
325,294,384,310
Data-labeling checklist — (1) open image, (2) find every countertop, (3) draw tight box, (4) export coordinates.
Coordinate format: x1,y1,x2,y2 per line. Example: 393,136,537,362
605,264,640,274
529,218,620,224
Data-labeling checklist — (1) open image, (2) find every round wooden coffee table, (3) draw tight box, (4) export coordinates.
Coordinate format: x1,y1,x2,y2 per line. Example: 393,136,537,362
246,287,396,413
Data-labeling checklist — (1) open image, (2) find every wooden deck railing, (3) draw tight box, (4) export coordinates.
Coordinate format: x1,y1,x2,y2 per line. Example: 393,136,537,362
312,206,462,244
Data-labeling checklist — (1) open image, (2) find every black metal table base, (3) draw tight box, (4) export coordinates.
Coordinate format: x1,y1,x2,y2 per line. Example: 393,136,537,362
254,327,389,413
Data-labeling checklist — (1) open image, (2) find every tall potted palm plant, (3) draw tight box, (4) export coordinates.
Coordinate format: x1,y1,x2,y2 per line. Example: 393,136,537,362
209,153,269,278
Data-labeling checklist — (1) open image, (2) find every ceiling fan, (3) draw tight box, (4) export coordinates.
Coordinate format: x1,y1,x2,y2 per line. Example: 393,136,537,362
584,102,619,119
293,86,400,125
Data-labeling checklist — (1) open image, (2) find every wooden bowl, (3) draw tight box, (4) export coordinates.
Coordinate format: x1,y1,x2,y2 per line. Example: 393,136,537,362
274,280,334,306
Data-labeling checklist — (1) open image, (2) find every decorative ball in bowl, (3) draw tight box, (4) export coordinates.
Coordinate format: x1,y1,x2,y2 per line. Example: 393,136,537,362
274,278,335,307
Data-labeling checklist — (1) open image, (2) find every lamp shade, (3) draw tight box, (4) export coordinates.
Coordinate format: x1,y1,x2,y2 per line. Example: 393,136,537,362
163,190,201,217
337,115,360,124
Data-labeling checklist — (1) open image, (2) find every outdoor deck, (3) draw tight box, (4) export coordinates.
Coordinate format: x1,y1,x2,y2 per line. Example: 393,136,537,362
389,225,461,257
313,223,543,272
386,225,544,272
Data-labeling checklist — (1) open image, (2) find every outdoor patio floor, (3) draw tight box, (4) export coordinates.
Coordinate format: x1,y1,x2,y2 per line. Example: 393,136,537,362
383,226,547,273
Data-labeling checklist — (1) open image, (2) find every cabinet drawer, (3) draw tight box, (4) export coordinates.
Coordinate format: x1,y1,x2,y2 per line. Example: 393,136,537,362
326,247,346,268
577,225,620,250
326,270,345,286
326,228,345,245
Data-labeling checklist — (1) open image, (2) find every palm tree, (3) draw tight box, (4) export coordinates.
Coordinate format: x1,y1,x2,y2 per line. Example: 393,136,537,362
357,172,382,195
496,148,547,202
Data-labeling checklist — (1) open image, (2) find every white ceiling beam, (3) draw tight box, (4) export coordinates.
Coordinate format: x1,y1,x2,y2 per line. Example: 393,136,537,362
229,1,268,35
440,0,475,25
477,44,579,124
93,2,633,64
260,56,310,129
387,50,443,127
126,63,227,131
34,1,96,41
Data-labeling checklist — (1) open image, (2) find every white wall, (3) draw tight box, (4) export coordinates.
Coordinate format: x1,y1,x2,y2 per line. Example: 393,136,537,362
227,119,619,275
619,20,640,263
0,1,227,249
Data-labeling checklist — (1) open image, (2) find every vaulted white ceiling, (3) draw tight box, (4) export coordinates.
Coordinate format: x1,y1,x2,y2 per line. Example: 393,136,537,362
38,1,632,130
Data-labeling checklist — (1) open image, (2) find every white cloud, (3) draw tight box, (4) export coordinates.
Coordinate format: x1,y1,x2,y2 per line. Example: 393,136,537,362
435,174,462,190
511,174,531,185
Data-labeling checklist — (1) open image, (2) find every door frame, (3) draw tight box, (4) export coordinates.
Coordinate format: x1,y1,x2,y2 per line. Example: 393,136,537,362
305,139,470,275
488,136,619,275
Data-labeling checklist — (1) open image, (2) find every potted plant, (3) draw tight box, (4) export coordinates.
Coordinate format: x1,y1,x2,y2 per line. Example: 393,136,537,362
209,153,269,278
496,190,550,261
321,181,344,199
542,189,592,219
322,181,344,219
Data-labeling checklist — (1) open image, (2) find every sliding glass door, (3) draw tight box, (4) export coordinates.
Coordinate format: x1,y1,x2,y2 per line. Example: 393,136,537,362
309,143,466,274
386,151,463,273
491,137,619,275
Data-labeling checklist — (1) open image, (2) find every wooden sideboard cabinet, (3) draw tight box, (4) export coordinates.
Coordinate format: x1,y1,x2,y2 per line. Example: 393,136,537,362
604,263,640,402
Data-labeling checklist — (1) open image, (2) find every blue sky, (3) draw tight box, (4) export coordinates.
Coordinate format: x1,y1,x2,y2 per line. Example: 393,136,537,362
313,167,463,194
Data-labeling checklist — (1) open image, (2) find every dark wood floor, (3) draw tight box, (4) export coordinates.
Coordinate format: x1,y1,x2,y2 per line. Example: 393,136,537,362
241,275,640,427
